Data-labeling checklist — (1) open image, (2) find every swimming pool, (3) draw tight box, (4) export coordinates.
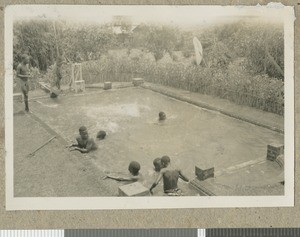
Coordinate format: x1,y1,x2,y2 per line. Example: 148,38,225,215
29,87,284,196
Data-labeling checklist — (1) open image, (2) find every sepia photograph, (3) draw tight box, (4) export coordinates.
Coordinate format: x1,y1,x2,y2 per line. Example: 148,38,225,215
5,4,294,210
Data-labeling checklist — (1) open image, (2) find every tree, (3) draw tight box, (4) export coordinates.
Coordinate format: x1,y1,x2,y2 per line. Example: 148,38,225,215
220,21,284,80
60,23,116,62
130,24,179,61
13,19,56,71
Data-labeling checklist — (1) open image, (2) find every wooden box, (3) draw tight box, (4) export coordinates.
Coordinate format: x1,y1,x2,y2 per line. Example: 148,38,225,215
195,166,214,181
118,182,150,196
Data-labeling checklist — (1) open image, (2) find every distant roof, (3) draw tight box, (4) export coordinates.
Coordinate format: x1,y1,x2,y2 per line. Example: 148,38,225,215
112,24,138,34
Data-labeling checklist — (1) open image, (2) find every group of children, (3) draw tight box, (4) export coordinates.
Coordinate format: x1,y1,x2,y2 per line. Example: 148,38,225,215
105,155,189,196
67,111,167,154
67,112,190,196
16,54,189,196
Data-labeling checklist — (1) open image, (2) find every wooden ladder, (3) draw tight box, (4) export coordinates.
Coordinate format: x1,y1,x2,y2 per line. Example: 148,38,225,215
70,63,85,93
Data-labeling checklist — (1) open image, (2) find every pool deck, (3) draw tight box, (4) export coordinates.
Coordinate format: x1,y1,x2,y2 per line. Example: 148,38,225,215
13,82,284,197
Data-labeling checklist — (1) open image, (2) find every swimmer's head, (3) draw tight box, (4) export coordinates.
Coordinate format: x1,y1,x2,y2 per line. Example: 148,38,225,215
97,130,106,140
79,126,88,139
159,112,166,121
161,156,170,167
128,161,141,176
153,158,162,172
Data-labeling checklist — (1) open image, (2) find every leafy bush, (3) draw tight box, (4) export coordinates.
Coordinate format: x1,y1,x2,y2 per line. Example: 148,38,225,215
79,52,283,115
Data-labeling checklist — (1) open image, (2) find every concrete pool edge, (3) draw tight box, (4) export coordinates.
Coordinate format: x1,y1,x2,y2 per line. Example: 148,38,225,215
141,83,284,134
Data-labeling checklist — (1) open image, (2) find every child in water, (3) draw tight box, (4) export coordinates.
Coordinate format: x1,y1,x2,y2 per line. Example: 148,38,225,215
150,156,189,196
68,126,98,153
153,157,162,172
104,161,142,182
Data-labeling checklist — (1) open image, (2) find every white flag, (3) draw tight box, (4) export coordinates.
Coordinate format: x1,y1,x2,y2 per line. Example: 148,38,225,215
193,37,203,65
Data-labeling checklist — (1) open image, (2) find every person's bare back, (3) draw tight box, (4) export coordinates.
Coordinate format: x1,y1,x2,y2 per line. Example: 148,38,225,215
150,156,189,195
161,168,180,192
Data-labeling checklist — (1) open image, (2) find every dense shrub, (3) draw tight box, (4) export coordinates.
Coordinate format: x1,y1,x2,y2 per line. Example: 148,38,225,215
75,53,284,115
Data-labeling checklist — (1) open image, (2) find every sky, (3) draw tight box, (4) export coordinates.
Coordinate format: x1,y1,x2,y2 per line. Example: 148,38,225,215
8,4,286,26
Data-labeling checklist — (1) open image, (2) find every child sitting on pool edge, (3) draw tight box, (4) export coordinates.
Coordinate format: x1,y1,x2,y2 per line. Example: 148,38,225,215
103,161,142,182
68,126,98,153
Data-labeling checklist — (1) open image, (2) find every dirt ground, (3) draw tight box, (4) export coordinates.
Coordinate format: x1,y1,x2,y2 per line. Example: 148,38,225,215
13,82,284,197
14,104,116,197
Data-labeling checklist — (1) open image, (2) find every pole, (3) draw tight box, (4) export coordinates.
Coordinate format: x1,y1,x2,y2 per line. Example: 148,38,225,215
27,136,56,157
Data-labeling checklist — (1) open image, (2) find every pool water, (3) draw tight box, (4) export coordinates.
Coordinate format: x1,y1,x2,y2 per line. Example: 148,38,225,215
31,87,284,195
